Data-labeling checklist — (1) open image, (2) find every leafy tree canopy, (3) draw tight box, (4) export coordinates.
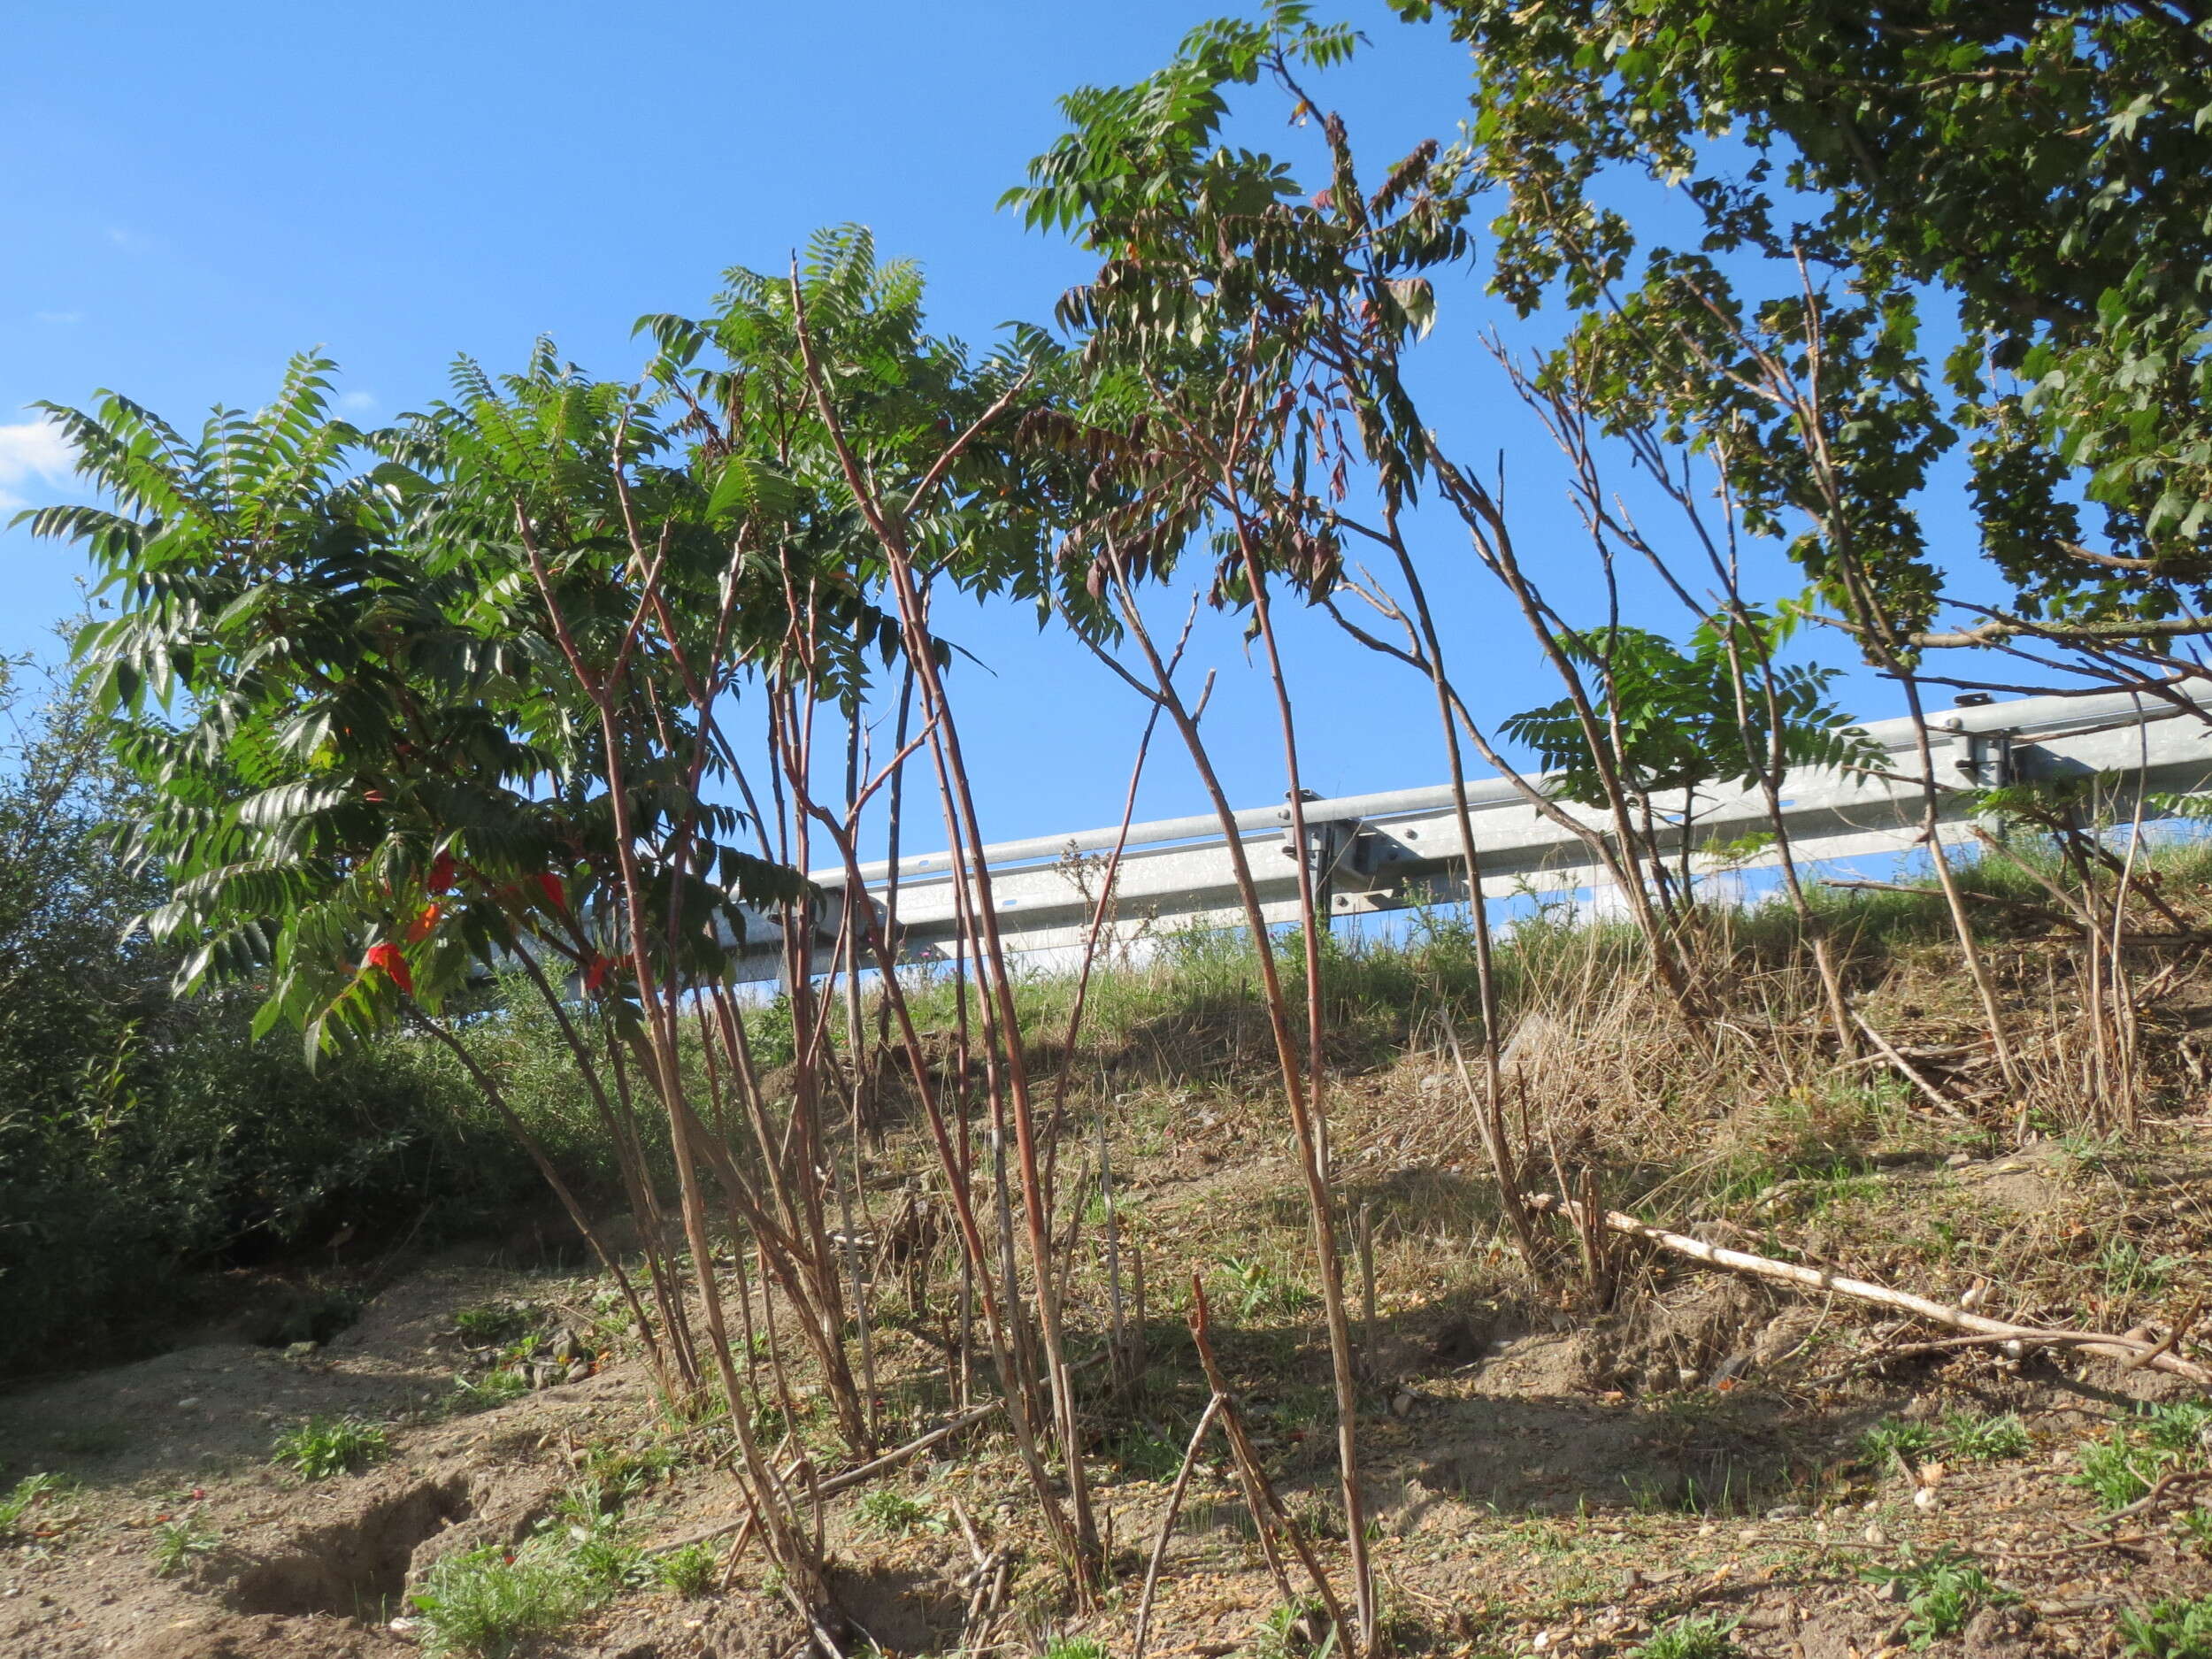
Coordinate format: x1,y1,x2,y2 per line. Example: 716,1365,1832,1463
1395,0,2212,652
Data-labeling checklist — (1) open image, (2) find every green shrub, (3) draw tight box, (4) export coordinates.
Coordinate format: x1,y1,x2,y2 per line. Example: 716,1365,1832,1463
1217,1256,1319,1320
273,1417,390,1480
411,1502,643,1658
1254,1595,1339,1659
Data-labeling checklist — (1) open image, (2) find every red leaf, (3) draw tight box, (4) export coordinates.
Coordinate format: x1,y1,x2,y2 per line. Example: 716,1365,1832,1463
365,941,414,997
363,789,387,804
428,853,457,894
584,954,614,994
534,873,567,912
405,903,442,944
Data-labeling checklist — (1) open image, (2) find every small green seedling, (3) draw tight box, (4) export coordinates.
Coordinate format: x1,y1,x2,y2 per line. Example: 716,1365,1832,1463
151,1517,219,1577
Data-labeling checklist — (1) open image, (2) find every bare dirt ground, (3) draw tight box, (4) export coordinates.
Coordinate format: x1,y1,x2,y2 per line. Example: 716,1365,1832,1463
4,1118,2209,1659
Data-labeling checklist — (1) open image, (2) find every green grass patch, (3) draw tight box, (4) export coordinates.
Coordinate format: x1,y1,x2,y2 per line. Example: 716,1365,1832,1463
653,1540,717,1597
0,1474,69,1544
856,1487,944,1536
412,1500,641,1658
272,1416,390,1480
1633,1615,1739,1659
1856,1417,1933,1466
1937,1409,2032,1463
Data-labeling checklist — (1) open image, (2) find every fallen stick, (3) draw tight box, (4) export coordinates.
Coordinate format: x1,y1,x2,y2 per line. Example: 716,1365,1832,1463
1850,1013,1974,1121
1132,1394,1226,1659
657,1400,1005,1554
1532,1195,2210,1385
1841,1329,2178,1371
2124,1300,2200,1373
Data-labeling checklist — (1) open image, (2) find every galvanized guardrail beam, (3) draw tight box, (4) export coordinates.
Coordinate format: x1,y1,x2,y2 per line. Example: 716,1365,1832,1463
727,685,2212,986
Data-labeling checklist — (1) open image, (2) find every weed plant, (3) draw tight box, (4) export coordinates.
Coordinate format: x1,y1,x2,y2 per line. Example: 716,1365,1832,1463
1633,1615,1738,1659
0,1474,67,1543
1938,1409,2032,1463
856,1487,942,1536
1864,1549,2015,1647
272,1417,390,1480
150,1517,219,1577
1254,1594,1339,1659
2122,1594,2212,1658
1857,1417,1934,1466
653,1541,717,1597
412,1497,641,1658
455,1302,539,1348
2074,1402,2212,1509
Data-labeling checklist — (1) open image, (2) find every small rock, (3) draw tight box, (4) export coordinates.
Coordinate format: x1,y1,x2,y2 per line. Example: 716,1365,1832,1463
1766,1503,1808,1520
1390,1390,1418,1418
175,1397,201,1409
1947,1152,1972,1168
388,1616,419,1636
1864,1523,1889,1547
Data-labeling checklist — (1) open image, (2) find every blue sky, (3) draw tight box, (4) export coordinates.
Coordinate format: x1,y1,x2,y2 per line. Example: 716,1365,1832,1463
0,2,1939,851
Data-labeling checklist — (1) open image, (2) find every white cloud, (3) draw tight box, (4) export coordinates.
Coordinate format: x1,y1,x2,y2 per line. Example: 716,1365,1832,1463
336,389,379,413
33,310,82,325
0,417,78,511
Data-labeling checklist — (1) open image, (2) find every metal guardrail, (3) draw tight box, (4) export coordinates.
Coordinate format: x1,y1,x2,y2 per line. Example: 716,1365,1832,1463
729,685,2212,985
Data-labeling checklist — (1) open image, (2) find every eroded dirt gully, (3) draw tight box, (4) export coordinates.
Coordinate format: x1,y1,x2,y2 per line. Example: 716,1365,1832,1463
1,1133,2208,1659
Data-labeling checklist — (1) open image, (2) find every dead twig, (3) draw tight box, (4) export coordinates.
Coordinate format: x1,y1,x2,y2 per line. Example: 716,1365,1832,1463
2098,1465,2212,1529
1532,1195,2211,1383
661,1401,1003,1555
1132,1394,1228,1659
1187,1277,1355,1654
